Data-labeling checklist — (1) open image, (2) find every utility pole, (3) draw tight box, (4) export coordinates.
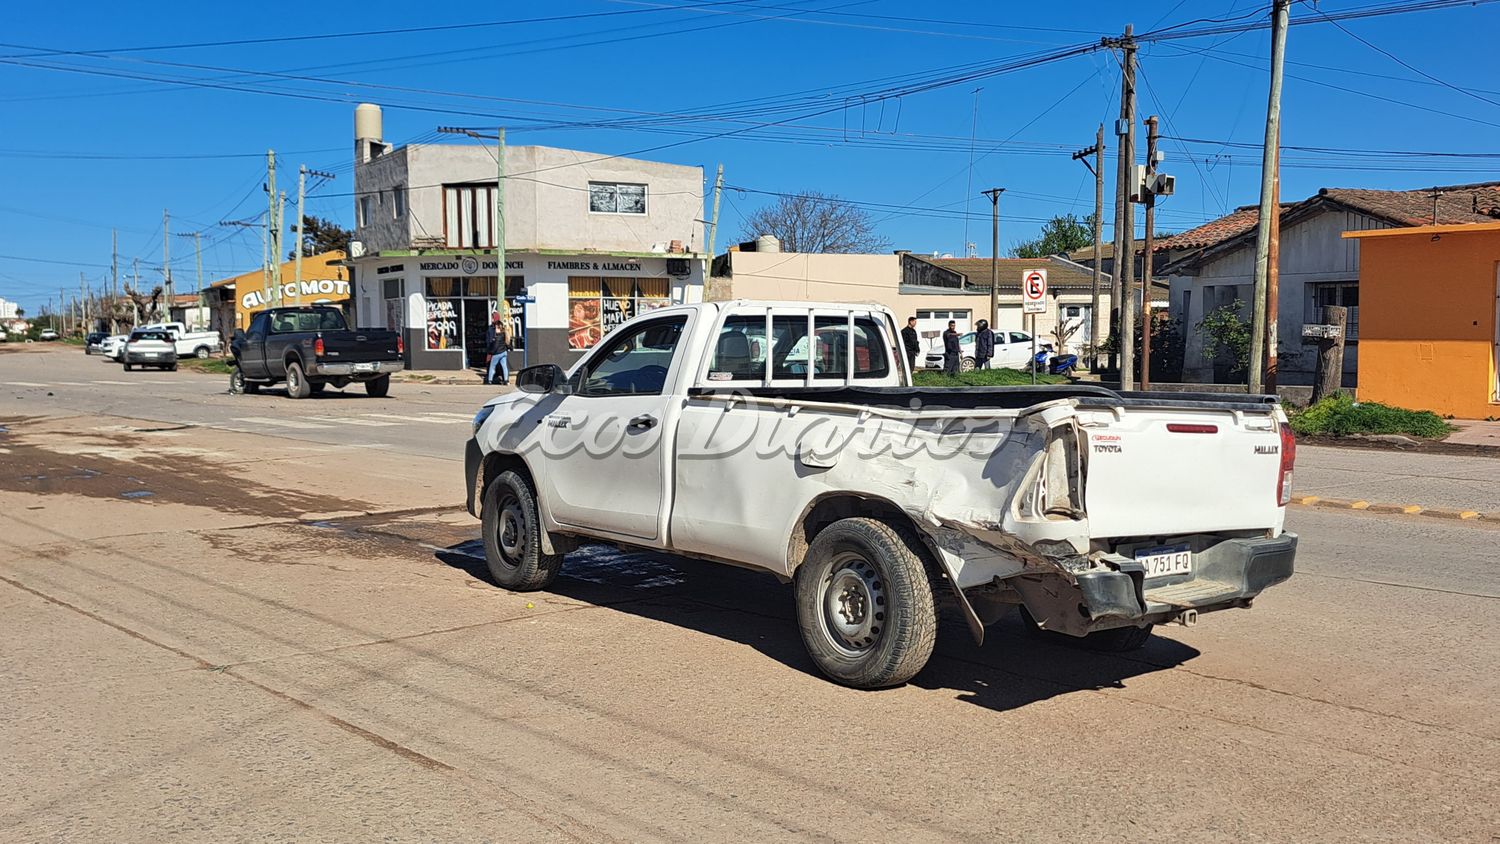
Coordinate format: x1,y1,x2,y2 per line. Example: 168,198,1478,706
1141,116,1160,391
59,287,67,334
267,150,283,305
495,127,506,288
293,166,336,285
162,209,172,321
111,228,119,332
1249,0,1291,394
706,163,724,265
1109,25,1139,390
1073,129,1104,371
132,258,141,326
1266,124,1282,392
982,188,1004,327
80,272,88,333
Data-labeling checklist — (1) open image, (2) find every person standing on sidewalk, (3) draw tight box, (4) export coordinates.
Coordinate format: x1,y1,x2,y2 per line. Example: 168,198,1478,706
901,316,921,375
942,320,961,376
485,312,511,386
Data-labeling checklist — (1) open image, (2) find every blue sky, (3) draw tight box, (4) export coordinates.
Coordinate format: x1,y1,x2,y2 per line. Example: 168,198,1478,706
3,0,1498,314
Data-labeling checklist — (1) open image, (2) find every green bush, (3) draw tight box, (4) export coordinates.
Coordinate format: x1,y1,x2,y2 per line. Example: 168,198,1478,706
1289,394,1453,439
914,368,1066,387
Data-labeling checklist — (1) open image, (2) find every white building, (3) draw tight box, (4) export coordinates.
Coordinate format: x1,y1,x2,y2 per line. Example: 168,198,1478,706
1161,181,1500,385
347,104,706,371
0,297,18,320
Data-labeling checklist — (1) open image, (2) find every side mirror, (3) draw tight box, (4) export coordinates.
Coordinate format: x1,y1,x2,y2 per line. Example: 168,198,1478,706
516,363,568,395
233,329,245,342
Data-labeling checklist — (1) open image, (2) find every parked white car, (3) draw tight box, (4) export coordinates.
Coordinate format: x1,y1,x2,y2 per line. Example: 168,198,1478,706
140,322,221,358
923,329,1036,370
99,334,129,361
465,301,1298,689
38,329,59,341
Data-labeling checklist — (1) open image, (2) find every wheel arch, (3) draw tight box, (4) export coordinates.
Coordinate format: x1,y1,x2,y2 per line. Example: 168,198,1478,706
476,450,573,556
788,491,986,645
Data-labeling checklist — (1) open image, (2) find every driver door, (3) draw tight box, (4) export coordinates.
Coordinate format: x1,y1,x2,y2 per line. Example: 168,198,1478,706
539,313,690,542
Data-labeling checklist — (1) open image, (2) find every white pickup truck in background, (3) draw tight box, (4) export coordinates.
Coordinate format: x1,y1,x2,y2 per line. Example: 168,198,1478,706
465,301,1298,689
140,322,222,359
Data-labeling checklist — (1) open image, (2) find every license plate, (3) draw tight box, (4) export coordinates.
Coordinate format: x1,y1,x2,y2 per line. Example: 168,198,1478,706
354,362,376,373
143,352,159,357
1136,545,1192,579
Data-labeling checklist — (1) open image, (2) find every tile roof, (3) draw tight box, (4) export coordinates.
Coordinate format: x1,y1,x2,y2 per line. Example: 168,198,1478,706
918,255,1106,289
1154,181,1500,258
1318,182,1500,226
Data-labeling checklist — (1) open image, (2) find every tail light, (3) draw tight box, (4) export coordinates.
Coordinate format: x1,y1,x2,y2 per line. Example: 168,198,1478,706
1277,422,1296,506
313,337,325,357
397,335,404,355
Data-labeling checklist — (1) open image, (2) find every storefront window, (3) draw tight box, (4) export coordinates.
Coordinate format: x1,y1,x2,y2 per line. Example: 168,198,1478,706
567,277,671,349
423,276,528,367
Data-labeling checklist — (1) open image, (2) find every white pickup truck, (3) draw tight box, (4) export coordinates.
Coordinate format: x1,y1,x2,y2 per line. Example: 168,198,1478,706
465,301,1297,689
140,322,222,359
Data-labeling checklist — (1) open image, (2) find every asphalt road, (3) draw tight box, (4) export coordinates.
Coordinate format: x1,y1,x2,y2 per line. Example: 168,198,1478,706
2,344,1497,841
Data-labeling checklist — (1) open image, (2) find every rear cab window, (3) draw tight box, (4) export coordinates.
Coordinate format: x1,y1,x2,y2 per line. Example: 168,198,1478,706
701,307,899,387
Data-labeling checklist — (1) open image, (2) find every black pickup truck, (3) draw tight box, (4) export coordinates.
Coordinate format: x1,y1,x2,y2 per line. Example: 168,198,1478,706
229,306,404,398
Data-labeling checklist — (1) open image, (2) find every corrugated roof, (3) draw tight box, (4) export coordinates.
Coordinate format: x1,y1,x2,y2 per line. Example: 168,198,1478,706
917,255,1107,289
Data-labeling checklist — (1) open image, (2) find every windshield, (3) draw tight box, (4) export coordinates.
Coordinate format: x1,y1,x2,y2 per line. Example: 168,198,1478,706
131,331,171,342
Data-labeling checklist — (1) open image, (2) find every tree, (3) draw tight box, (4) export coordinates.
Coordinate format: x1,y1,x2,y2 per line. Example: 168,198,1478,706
1198,300,1253,377
1011,213,1094,258
289,215,352,259
739,192,889,254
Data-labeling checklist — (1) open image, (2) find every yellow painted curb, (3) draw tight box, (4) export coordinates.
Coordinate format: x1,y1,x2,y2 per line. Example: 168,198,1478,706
1364,503,1424,515
1294,495,1320,506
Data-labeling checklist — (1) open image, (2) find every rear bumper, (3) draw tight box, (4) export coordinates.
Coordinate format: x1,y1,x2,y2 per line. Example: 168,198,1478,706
125,351,177,363
1018,533,1297,637
308,359,405,378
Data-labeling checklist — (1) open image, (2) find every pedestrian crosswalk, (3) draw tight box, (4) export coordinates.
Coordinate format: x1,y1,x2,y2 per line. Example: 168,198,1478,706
229,411,472,431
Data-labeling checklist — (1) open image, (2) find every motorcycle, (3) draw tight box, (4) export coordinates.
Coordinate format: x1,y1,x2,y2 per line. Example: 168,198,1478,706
1033,344,1079,376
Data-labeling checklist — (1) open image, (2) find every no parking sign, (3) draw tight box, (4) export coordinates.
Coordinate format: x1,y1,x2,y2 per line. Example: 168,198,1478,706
1022,269,1047,314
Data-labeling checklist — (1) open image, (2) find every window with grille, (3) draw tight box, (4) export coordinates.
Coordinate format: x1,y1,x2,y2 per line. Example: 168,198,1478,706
1311,282,1360,341
588,182,648,215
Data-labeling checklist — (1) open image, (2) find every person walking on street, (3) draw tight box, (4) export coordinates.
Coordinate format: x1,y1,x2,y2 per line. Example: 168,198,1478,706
901,316,921,375
485,312,511,386
942,320,961,376
974,319,995,370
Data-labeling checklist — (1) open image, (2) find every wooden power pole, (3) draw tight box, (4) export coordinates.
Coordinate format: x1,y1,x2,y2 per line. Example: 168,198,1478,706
1108,26,1138,389
982,188,1005,327
1249,0,1291,393
1073,128,1104,370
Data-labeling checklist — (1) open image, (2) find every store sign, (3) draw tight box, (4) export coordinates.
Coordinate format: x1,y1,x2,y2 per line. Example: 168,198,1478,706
426,299,458,350
548,260,643,272
241,278,351,310
418,258,501,274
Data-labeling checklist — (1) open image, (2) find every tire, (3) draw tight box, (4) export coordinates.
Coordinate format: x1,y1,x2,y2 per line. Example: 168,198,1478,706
166,363,177,372
960,356,976,372
481,470,564,591
230,367,246,394
285,361,311,399
793,517,938,689
194,346,210,359
1018,606,1153,652
364,374,390,398
123,363,133,372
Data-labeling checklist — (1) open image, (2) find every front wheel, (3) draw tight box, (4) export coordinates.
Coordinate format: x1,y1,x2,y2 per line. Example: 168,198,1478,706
364,374,390,398
794,518,938,689
481,470,563,591
285,361,311,399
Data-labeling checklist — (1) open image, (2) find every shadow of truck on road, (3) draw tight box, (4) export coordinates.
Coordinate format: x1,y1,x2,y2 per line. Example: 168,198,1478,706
435,540,1200,713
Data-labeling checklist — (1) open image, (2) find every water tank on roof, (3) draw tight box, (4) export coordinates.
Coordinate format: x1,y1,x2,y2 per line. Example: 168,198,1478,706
755,234,781,253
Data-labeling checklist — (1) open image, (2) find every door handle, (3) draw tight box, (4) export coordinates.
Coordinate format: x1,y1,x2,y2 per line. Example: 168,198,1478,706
627,415,658,431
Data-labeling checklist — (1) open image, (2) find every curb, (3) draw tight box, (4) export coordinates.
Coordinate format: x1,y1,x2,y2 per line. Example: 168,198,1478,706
1291,495,1483,521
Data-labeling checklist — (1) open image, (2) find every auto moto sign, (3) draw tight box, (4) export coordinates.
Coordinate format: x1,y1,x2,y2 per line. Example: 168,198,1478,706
1022,269,1047,314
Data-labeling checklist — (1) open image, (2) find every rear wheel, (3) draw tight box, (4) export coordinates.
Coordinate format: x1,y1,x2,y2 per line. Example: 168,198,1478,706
194,346,210,359
364,375,390,398
123,363,133,372
794,517,937,689
166,363,178,372
481,470,563,591
960,356,976,372
285,361,311,399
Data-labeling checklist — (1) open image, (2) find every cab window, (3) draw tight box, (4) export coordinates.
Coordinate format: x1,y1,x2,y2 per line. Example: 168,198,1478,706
706,315,767,381
576,316,687,396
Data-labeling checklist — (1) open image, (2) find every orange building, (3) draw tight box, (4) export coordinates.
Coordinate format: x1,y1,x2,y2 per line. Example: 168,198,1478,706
1345,222,1500,418
209,251,350,332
